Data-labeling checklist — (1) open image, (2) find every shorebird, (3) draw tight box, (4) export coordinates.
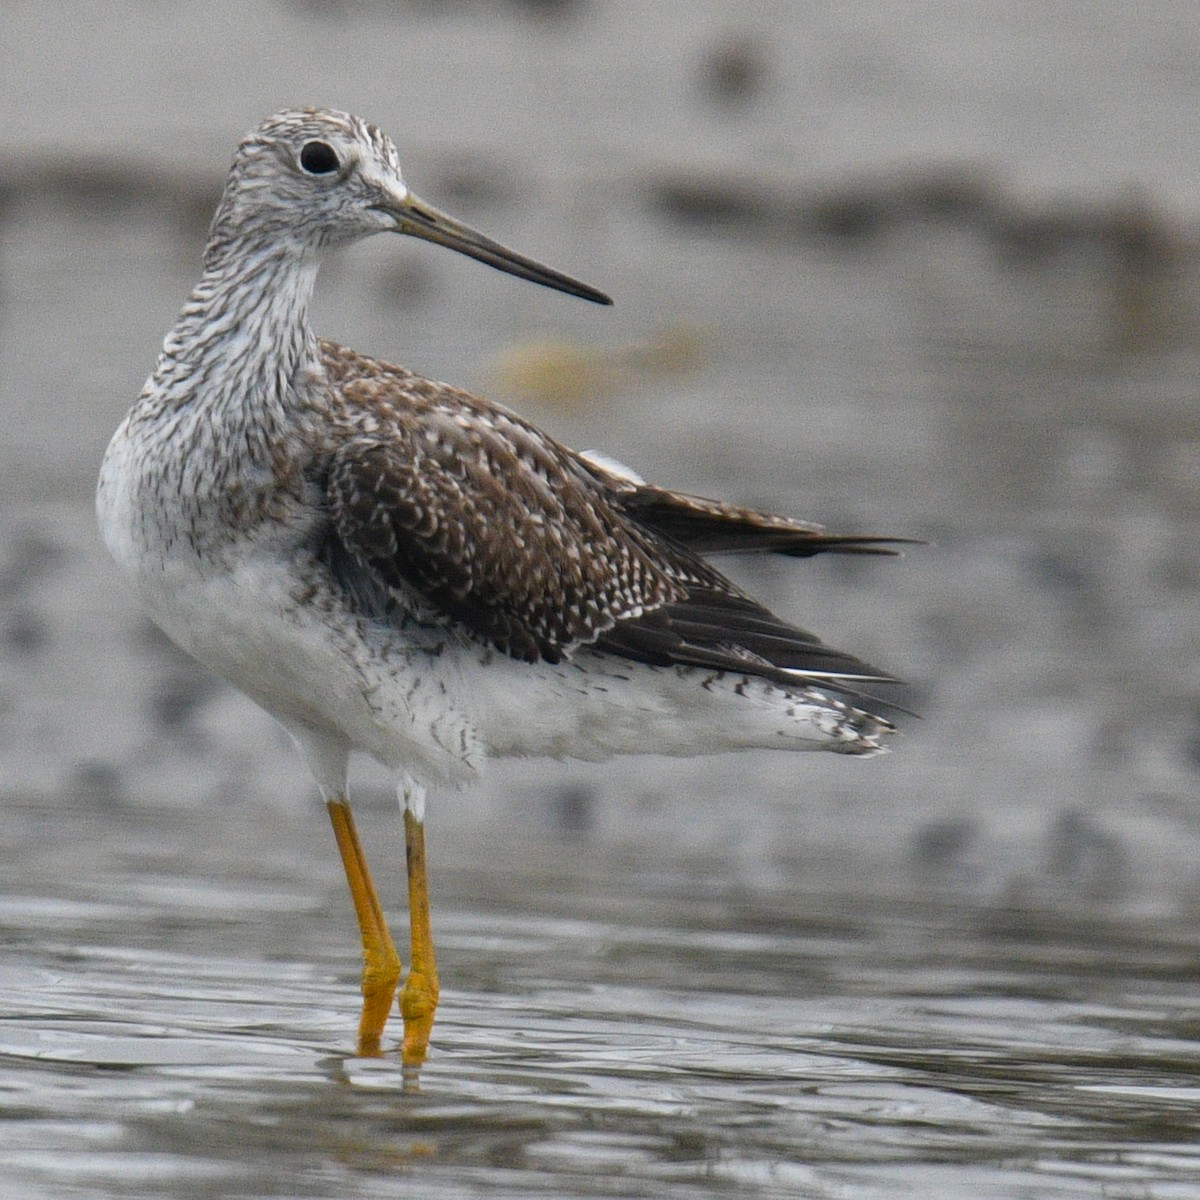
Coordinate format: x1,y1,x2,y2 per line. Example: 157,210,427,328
98,108,903,1071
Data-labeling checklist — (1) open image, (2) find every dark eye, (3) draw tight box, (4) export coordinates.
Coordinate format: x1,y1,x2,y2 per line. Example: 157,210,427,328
299,140,340,175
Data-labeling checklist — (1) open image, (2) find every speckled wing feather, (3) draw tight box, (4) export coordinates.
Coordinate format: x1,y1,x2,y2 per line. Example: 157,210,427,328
321,342,895,685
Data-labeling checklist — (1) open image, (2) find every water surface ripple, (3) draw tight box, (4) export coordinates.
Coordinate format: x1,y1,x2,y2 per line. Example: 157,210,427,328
3,806,1199,1199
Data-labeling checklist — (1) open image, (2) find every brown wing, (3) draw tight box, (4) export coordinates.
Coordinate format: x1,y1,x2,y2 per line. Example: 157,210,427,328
326,427,683,664
321,342,897,685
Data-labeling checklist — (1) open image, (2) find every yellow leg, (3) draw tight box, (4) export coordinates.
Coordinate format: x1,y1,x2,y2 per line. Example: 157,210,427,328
399,809,440,1070
326,799,401,1056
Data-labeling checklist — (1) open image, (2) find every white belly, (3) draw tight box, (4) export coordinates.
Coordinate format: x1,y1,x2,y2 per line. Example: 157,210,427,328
97,429,484,789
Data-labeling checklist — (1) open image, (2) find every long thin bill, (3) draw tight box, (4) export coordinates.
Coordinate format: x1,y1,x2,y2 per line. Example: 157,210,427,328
392,193,612,306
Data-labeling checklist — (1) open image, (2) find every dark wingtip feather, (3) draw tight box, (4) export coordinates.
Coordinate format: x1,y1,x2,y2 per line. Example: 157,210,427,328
771,535,923,558
618,488,919,560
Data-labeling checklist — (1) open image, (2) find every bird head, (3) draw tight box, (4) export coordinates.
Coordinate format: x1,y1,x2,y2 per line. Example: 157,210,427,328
206,107,611,305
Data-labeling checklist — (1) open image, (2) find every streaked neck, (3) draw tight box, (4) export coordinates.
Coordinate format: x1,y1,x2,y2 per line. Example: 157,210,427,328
153,235,322,417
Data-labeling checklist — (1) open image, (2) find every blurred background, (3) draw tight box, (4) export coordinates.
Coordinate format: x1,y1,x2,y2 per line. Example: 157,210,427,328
5,0,1197,902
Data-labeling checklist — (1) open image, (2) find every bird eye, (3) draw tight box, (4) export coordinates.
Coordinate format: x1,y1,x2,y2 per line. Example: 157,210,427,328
299,140,340,175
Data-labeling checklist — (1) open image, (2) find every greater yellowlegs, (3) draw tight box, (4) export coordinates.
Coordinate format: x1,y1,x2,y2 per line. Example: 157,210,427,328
98,109,902,1069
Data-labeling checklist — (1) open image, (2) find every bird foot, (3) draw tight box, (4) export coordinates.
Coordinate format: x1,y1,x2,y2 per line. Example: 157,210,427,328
399,968,440,1069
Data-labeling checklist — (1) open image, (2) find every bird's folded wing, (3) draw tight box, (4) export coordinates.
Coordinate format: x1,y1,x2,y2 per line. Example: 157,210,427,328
325,404,893,684
326,421,679,664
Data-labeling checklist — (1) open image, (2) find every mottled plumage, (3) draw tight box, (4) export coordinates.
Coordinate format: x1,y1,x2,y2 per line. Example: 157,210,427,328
97,109,905,1065
319,339,899,681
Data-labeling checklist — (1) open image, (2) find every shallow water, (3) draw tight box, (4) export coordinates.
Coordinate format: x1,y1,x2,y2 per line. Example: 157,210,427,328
3,804,1200,1199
